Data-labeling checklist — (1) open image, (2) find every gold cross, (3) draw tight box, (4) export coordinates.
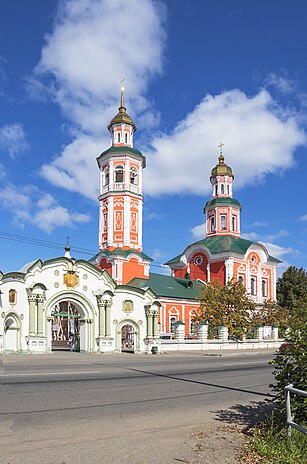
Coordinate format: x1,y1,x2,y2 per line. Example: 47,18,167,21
218,141,224,155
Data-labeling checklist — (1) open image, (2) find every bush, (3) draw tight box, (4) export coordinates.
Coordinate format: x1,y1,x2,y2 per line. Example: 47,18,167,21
270,308,307,425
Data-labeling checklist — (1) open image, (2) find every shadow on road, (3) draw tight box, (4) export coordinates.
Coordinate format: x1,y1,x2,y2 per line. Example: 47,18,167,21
213,400,275,433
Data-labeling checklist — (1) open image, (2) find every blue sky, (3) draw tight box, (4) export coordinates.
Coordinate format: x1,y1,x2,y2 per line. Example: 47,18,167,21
0,0,307,275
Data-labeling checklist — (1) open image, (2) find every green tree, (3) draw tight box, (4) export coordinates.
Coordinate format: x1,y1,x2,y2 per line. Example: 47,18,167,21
196,279,256,340
250,301,289,335
270,308,307,425
277,266,307,310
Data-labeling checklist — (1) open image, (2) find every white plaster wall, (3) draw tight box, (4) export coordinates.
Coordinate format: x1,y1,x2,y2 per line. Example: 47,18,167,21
0,258,151,353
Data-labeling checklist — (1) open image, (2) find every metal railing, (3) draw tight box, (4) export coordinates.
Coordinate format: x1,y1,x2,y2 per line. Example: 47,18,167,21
284,384,307,438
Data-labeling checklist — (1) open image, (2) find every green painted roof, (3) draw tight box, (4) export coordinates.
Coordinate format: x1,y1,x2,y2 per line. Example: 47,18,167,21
127,273,203,300
205,197,242,210
97,146,146,167
165,235,281,264
90,248,153,262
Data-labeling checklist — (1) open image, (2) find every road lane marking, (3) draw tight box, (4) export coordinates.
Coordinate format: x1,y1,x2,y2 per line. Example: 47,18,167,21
224,361,267,366
0,370,101,377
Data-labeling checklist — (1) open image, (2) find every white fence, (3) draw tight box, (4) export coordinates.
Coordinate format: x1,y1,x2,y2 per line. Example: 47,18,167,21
285,384,307,438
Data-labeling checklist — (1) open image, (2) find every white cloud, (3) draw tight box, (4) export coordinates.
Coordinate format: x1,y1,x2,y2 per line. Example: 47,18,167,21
246,221,268,228
260,242,296,277
264,73,298,94
0,162,6,180
242,229,289,243
41,134,103,200
0,184,91,233
260,242,295,260
145,211,165,221
32,0,166,198
144,89,306,196
299,213,307,221
191,223,206,240
0,123,29,158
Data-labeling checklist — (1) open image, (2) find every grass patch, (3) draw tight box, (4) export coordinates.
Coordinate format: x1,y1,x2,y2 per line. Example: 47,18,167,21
242,426,307,464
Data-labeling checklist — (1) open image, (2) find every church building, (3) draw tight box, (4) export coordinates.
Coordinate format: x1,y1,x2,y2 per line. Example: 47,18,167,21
0,86,280,354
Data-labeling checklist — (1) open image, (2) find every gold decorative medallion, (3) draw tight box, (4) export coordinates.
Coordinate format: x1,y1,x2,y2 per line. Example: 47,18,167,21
122,300,133,314
64,272,78,288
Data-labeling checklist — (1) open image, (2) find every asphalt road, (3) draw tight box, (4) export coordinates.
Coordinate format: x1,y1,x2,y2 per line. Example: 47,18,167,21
0,351,276,464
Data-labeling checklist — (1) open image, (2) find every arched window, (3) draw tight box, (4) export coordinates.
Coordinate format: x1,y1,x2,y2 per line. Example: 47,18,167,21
130,167,138,185
215,185,218,196
221,184,225,194
104,168,109,186
251,277,256,295
232,216,236,231
170,316,177,334
190,317,196,335
210,216,215,232
221,215,227,230
114,165,124,183
238,275,244,285
9,289,17,304
117,133,121,143
262,279,267,297
125,133,128,144
227,185,230,195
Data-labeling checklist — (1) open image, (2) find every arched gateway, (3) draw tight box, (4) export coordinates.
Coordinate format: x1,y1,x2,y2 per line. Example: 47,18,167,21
45,292,96,353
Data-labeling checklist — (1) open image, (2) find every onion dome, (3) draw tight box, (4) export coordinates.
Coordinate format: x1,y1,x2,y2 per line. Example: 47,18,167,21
107,82,136,132
210,144,234,180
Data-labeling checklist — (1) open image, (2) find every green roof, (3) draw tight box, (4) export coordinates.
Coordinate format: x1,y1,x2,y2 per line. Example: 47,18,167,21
205,197,242,210
97,146,146,167
165,235,281,264
127,273,203,300
90,248,153,262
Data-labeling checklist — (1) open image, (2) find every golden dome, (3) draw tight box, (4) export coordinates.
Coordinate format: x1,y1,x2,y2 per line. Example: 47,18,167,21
210,150,234,179
107,83,136,132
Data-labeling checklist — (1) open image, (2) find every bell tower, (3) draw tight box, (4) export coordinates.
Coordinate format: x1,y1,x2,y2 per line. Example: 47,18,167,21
97,82,146,251
92,83,151,285
204,143,242,237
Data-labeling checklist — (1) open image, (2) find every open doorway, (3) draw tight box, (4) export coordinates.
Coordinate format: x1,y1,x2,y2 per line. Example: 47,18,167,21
121,324,135,353
51,301,81,351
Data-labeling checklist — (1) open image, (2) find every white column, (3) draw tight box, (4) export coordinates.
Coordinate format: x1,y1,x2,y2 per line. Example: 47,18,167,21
138,199,143,249
123,196,130,246
37,295,44,336
98,201,103,249
117,260,123,285
237,210,241,234
272,268,277,301
124,159,129,189
246,263,251,293
174,322,185,342
138,160,142,193
255,326,264,341
272,326,279,340
107,197,114,247
198,322,208,341
225,258,234,282
218,325,229,341
257,266,262,303
207,263,210,282
109,162,114,190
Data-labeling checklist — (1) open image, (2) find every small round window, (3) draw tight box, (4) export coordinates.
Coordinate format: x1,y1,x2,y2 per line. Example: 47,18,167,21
250,255,256,263
195,256,203,265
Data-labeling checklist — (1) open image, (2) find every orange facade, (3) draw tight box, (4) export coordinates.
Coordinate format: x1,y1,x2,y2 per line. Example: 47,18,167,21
158,300,200,336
